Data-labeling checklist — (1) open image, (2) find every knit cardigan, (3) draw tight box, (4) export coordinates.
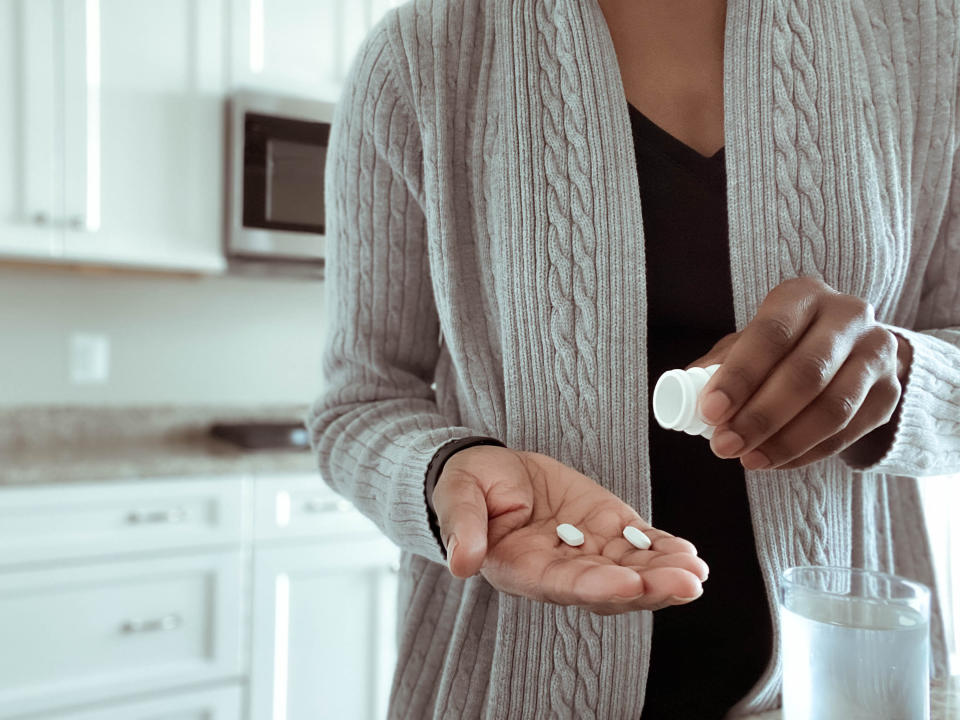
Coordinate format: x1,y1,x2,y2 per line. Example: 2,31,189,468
307,0,960,717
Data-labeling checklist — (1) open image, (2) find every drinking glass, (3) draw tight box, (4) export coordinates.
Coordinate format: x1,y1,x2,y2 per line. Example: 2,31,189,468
780,566,931,720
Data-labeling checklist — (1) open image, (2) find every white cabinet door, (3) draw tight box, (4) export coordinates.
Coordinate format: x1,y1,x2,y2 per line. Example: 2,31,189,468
0,552,243,718
0,0,62,257
31,684,242,720
229,0,402,102
249,536,400,720
59,0,227,272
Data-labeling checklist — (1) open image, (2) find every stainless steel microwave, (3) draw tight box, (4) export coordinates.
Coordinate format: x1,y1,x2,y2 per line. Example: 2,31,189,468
226,90,335,274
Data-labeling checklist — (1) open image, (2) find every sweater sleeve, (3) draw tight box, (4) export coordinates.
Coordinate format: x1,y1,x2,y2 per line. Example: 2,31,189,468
305,21,481,564
847,145,960,477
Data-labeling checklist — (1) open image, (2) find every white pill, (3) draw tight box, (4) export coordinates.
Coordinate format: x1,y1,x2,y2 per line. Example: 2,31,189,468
623,526,652,550
556,523,584,547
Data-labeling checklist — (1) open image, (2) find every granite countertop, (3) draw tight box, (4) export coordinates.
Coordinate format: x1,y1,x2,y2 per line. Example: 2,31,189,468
0,405,316,485
743,677,960,719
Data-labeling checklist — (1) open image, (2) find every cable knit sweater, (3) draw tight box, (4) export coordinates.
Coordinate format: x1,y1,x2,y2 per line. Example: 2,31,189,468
307,0,960,717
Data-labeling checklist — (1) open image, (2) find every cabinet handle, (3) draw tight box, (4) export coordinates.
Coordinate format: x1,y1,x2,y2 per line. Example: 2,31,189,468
302,498,352,514
32,212,50,226
120,614,182,634
67,215,85,231
126,508,187,525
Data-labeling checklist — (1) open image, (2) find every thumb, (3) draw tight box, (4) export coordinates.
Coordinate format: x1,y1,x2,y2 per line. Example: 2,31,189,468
433,471,489,578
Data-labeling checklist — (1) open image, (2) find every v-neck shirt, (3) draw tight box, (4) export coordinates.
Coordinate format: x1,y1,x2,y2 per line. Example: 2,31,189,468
630,102,774,720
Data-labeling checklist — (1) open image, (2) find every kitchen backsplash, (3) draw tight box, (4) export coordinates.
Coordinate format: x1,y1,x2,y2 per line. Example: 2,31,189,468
0,267,326,407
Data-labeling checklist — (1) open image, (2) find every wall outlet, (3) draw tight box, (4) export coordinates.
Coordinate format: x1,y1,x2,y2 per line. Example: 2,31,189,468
69,333,110,385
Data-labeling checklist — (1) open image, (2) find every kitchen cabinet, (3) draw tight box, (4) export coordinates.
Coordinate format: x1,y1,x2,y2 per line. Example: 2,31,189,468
0,0,227,272
0,0,404,272
0,474,401,720
0,478,243,567
0,553,243,718
249,539,399,720
30,685,243,720
228,0,403,102
0,0,61,258
248,476,399,720
62,0,227,271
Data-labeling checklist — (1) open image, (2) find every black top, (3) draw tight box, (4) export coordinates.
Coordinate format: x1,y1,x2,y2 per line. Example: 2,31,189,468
631,104,773,719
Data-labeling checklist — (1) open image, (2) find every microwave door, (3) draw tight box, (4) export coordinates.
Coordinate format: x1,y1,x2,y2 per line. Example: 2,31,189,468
265,139,326,229
233,108,329,262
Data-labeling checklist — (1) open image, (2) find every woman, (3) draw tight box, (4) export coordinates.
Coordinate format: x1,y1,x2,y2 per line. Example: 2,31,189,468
308,0,960,717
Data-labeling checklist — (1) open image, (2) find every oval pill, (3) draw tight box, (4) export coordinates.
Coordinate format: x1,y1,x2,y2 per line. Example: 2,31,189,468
556,523,584,546
623,526,652,550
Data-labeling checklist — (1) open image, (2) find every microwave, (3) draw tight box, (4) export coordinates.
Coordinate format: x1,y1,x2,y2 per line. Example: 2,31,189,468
226,90,335,274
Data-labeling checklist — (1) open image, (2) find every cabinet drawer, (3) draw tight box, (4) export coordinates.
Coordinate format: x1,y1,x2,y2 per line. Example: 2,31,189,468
29,684,242,720
0,479,243,566
253,474,381,542
0,553,242,718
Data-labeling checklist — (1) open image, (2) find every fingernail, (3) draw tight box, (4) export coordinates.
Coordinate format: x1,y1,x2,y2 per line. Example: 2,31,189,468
711,430,744,457
699,390,732,423
671,589,704,603
741,450,771,470
446,534,458,566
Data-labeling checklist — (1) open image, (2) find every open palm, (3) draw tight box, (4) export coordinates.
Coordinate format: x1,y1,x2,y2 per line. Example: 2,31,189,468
434,447,708,614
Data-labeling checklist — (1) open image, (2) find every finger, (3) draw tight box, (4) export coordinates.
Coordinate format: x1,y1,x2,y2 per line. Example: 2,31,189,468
583,567,706,615
698,278,826,427
644,529,699,556
433,471,489,579
710,309,867,459
538,558,647,606
740,332,897,468
633,566,704,604
539,559,703,609
585,591,703,616
776,377,902,469
684,332,740,370
623,551,710,581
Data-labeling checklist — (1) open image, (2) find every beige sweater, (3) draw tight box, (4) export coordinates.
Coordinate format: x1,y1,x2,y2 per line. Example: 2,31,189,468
307,0,960,717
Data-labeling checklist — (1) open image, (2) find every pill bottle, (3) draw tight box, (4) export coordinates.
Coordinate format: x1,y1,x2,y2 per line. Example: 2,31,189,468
652,364,721,438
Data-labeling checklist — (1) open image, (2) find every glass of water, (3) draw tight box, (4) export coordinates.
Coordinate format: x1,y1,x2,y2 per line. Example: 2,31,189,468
780,566,931,720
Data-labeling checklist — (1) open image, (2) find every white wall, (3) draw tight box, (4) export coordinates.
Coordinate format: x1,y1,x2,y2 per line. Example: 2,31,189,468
0,266,326,406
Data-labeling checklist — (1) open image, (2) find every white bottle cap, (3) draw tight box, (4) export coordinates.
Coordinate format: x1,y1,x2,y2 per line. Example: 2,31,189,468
652,364,721,438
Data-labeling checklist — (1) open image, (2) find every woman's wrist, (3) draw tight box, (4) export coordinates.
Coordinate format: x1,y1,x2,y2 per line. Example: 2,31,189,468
893,330,914,385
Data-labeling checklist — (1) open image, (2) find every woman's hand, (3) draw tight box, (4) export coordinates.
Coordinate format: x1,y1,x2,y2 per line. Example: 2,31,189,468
432,445,708,614
688,277,913,470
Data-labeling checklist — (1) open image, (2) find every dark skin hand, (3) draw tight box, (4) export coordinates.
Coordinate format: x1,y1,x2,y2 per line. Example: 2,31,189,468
432,445,709,615
687,277,913,470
